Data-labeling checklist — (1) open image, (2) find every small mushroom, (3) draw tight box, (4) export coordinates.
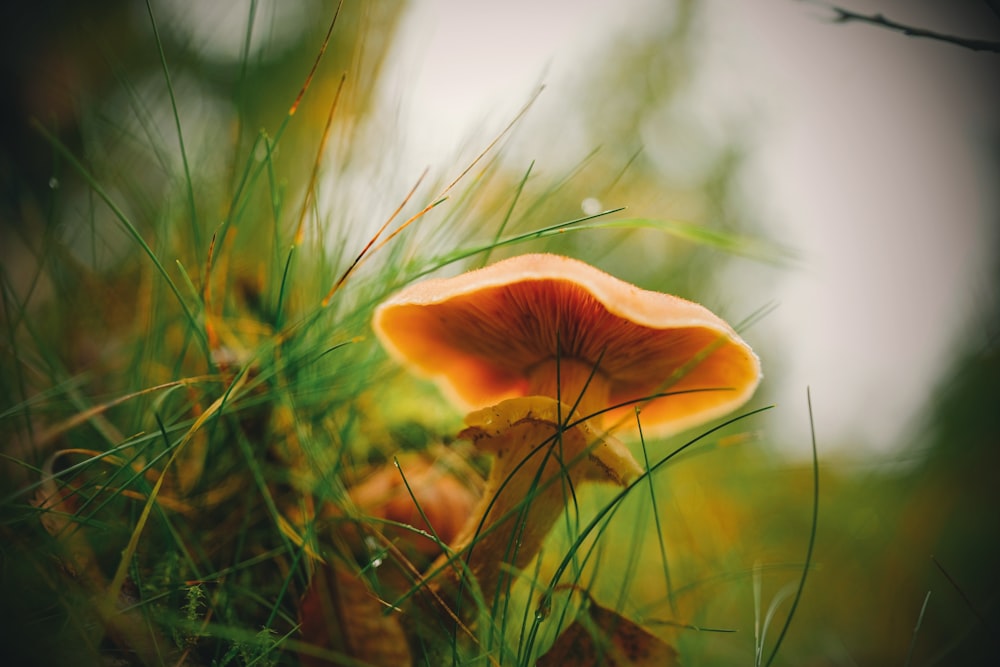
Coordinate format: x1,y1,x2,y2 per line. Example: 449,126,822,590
373,253,761,438
372,253,761,623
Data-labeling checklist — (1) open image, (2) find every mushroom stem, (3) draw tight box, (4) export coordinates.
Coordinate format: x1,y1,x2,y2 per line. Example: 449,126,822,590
425,397,640,626
527,358,611,426
444,437,573,601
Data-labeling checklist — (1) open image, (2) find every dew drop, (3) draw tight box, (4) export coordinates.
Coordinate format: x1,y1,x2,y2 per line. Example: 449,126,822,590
535,593,551,621
363,535,384,568
254,141,269,162
580,197,601,216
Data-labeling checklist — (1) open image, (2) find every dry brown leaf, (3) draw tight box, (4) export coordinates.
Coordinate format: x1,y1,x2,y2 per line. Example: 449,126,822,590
33,450,175,665
298,562,413,667
348,451,480,562
537,596,679,667
32,465,103,584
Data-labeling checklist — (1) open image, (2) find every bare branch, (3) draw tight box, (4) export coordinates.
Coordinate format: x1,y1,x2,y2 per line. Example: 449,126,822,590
815,3,1000,53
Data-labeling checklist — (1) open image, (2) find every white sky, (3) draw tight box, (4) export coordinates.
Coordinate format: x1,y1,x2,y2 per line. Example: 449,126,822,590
378,0,998,460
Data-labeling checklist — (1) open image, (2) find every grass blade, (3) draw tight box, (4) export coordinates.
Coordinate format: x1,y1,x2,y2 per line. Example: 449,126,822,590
763,388,819,666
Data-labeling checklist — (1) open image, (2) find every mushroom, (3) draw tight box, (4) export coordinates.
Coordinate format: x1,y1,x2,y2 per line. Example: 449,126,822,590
372,253,761,624
373,253,761,439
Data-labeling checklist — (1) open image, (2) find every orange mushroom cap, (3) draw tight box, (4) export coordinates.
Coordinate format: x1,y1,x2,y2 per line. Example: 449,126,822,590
373,253,761,436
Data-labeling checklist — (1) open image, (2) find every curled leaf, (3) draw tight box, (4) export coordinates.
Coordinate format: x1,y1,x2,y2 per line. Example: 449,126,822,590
427,396,641,622
461,396,643,486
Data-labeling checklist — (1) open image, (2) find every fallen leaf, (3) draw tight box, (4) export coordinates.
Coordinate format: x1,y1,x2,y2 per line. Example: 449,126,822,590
348,451,480,562
537,595,679,666
33,449,175,666
298,562,413,667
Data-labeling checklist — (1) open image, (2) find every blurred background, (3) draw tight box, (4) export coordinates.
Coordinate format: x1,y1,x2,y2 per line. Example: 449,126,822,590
2,0,998,664
388,0,1000,461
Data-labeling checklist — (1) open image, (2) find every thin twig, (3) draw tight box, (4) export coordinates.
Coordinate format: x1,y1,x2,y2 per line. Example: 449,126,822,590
816,3,1000,53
